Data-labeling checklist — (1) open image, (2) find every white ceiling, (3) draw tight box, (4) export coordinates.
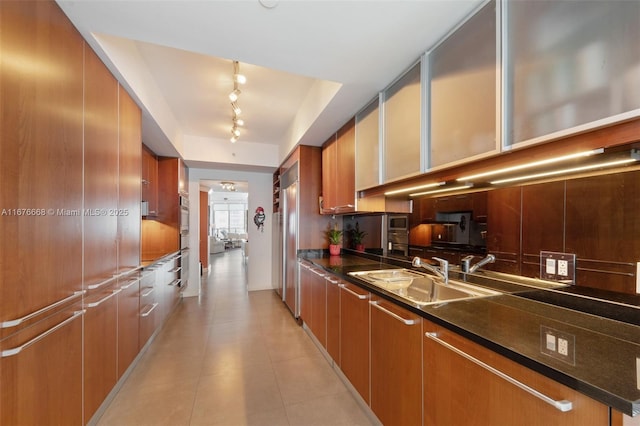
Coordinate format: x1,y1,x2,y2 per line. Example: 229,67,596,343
57,0,483,171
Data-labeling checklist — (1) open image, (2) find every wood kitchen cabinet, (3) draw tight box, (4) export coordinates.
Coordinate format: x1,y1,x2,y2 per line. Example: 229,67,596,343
322,118,356,214
118,86,142,273
0,0,84,330
0,302,84,426
142,144,159,217
117,273,141,379
299,262,327,348
83,282,119,421
84,46,119,288
355,98,380,191
370,296,423,425
429,0,497,167
422,319,609,425
384,61,422,183
325,274,341,363
139,269,159,350
310,268,327,348
339,282,370,403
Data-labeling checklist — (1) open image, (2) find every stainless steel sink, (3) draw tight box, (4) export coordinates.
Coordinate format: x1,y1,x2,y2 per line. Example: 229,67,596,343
348,269,501,306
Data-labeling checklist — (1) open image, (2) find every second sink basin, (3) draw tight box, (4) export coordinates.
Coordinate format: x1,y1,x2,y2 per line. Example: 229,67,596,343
348,269,501,306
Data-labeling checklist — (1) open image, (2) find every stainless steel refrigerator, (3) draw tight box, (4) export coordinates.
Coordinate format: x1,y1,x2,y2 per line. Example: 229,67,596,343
272,211,282,297
281,167,299,317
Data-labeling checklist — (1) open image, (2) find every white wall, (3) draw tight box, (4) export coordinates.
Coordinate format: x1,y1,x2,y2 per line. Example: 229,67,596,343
184,167,274,295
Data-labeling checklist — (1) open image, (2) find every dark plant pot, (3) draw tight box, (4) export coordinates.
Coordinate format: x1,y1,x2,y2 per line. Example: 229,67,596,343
329,244,341,256
355,244,365,252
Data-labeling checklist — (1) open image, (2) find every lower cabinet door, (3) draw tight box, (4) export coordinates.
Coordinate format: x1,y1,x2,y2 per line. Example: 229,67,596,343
423,319,609,426
84,284,119,421
118,274,141,378
0,303,84,425
325,275,341,363
370,297,423,426
339,282,370,403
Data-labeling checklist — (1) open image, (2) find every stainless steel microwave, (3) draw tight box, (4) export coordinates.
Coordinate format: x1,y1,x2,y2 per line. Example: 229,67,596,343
388,215,408,231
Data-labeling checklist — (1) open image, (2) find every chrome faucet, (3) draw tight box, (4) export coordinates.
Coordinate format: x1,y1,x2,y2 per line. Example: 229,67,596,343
461,254,496,274
412,256,449,285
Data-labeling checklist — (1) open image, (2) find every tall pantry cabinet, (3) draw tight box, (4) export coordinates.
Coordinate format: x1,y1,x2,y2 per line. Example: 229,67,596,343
0,0,142,424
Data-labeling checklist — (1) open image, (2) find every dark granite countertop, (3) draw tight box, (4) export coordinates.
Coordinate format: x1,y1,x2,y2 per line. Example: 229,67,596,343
300,250,640,417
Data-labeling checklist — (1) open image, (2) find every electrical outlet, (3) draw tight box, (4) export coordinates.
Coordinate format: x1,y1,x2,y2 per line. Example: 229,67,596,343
540,251,576,284
558,337,569,356
558,260,569,277
540,326,575,365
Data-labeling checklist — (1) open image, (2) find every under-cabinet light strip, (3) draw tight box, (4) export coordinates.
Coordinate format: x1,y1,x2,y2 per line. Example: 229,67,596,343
384,181,445,196
457,148,604,182
409,183,473,197
490,158,637,185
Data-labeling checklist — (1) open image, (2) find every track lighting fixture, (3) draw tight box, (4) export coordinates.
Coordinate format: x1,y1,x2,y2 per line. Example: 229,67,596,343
228,60,247,143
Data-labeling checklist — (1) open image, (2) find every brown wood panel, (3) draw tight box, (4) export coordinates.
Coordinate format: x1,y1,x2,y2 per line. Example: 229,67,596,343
566,170,640,293
118,86,142,272
310,270,326,347
83,283,118,421
117,274,140,379
521,181,565,278
336,118,356,210
325,276,340,363
487,186,522,275
321,135,338,212
84,47,119,287
339,283,370,404
0,0,84,323
423,320,609,426
299,265,313,326
298,146,331,250
138,270,158,349
370,298,422,426
0,301,83,426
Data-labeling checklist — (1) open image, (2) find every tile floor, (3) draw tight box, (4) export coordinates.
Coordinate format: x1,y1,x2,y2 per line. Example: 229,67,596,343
96,249,376,426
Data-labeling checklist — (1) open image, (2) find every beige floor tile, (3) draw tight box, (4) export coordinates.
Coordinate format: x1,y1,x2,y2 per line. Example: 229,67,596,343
190,364,285,425
285,391,376,426
95,249,372,426
272,355,347,405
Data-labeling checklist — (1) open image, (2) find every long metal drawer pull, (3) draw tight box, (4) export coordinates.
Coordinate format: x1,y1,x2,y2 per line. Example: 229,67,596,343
120,278,140,290
425,332,573,412
168,267,182,273
326,277,339,285
168,278,181,287
370,301,418,325
339,284,368,300
141,287,155,297
1,290,85,329
87,274,119,290
85,289,122,308
311,269,326,277
140,303,159,317
2,310,85,358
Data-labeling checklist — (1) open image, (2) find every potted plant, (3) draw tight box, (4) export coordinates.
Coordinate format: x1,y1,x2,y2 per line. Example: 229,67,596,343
351,222,367,252
326,224,343,256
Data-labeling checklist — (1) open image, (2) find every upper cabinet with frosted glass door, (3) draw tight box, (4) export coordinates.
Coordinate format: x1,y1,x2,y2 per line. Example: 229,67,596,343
355,97,380,191
383,61,424,183
429,0,499,169
505,0,640,148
